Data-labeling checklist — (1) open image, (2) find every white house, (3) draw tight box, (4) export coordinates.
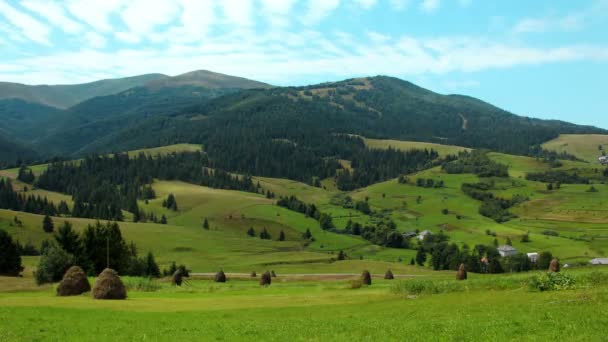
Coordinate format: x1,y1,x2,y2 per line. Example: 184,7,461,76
527,252,539,263
417,230,432,241
497,245,518,257
590,258,608,265
599,156,608,164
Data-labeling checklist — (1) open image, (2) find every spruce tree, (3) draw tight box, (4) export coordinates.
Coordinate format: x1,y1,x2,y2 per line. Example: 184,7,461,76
203,218,209,230
279,230,285,241
144,252,161,278
247,227,256,237
42,215,54,233
0,229,23,276
160,215,167,224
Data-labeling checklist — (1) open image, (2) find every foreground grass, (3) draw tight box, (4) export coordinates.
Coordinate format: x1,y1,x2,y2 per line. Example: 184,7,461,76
1,269,608,341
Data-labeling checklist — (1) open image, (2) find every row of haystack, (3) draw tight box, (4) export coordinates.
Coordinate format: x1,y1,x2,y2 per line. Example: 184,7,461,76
57,266,126,300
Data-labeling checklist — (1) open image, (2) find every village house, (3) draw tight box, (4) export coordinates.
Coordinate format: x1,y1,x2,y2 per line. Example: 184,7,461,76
402,231,417,239
590,258,608,265
417,230,432,241
599,156,608,165
497,245,517,257
526,252,539,263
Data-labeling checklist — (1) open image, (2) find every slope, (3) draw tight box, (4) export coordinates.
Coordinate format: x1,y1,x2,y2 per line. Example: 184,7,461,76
542,134,608,163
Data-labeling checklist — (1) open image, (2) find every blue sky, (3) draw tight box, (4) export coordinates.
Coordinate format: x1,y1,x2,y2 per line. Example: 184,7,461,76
1,0,607,128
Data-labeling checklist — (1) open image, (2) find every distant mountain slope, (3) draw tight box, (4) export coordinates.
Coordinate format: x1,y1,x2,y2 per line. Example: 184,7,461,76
0,99,67,142
145,70,271,90
0,73,167,108
0,134,38,166
0,70,270,110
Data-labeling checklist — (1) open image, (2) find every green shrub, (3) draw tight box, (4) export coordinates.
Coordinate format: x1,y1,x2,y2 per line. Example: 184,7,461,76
391,279,464,295
35,243,74,285
528,272,575,292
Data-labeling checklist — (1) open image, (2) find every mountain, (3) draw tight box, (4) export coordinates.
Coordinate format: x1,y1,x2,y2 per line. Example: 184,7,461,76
0,133,38,167
145,70,271,90
0,73,167,109
45,76,605,186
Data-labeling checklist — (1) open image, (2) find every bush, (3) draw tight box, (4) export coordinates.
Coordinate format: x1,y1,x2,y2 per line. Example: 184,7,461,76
35,243,74,285
92,268,127,299
0,229,23,276
57,266,90,296
250,271,257,277
361,270,371,285
528,272,575,291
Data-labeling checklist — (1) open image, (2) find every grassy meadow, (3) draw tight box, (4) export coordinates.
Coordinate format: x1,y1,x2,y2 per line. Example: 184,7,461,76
542,134,608,163
1,267,608,341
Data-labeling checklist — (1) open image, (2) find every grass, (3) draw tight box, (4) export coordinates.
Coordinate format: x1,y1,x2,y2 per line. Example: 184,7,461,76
1,268,608,341
363,137,470,157
543,134,608,163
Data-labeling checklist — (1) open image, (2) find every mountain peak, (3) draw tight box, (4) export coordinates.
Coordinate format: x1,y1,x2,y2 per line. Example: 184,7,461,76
145,70,272,90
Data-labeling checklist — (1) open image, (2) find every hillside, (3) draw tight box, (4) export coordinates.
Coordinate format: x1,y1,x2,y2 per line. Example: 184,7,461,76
543,134,608,163
0,73,166,109
0,134,38,167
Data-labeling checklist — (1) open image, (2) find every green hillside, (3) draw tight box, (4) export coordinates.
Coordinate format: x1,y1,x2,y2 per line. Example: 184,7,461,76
543,134,608,163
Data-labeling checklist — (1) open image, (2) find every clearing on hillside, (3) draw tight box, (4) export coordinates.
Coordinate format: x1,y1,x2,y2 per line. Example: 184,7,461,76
363,138,470,157
542,134,608,163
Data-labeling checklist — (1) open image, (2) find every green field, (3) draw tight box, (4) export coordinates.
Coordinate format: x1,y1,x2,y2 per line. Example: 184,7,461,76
543,134,608,163
363,137,470,157
1,267,608,341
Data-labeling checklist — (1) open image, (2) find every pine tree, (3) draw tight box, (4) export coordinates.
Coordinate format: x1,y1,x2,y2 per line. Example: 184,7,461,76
54,221,81,256
337,250,346,260
247,227,256,237
160,215,167,224
144,252,161,277
415,247,426,266
203,218,209,230
303,228,313,240
0,229,23,276
279,230,285,241
42,215,54,233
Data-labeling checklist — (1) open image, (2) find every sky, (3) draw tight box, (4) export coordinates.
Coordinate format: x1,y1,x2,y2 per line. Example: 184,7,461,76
0,0,607,128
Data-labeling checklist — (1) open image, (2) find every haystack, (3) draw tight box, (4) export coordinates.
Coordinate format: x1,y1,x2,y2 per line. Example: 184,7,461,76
456,263,467,280
549,258,560,272
92,268,126,300
260,271,272,286
384,269,394,280
215,270,226,283
57,266,90,296
250,271,257,278
172,270,183,286
361,270,372,285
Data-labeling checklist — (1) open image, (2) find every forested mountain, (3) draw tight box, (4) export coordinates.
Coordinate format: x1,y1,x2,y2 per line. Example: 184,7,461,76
0,134,38,167
0,73,604,168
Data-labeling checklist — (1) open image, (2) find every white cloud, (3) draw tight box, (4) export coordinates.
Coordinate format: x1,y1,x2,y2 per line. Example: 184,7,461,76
420,0,440,12
21,0,84,34
260,0,297,27
513,15,584,34
354,0,377,10
115,31,140,43
66,0,125,32
220,0,253,27
0,2,51,45
85,32,106,49
119,0,179,38
301,0,341,25
390,0,410,11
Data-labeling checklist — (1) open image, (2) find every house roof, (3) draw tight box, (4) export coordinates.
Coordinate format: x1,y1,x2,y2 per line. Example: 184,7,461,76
590,258,608,264
497,245,516,252
526,252,539,256
419,230,432,235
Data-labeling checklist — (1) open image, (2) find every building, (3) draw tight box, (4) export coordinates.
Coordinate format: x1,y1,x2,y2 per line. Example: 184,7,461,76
526,252,539,263
417,230,432,241
599,156,608,165
402,231,417,239
590,258,608,265
497,245,517,257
